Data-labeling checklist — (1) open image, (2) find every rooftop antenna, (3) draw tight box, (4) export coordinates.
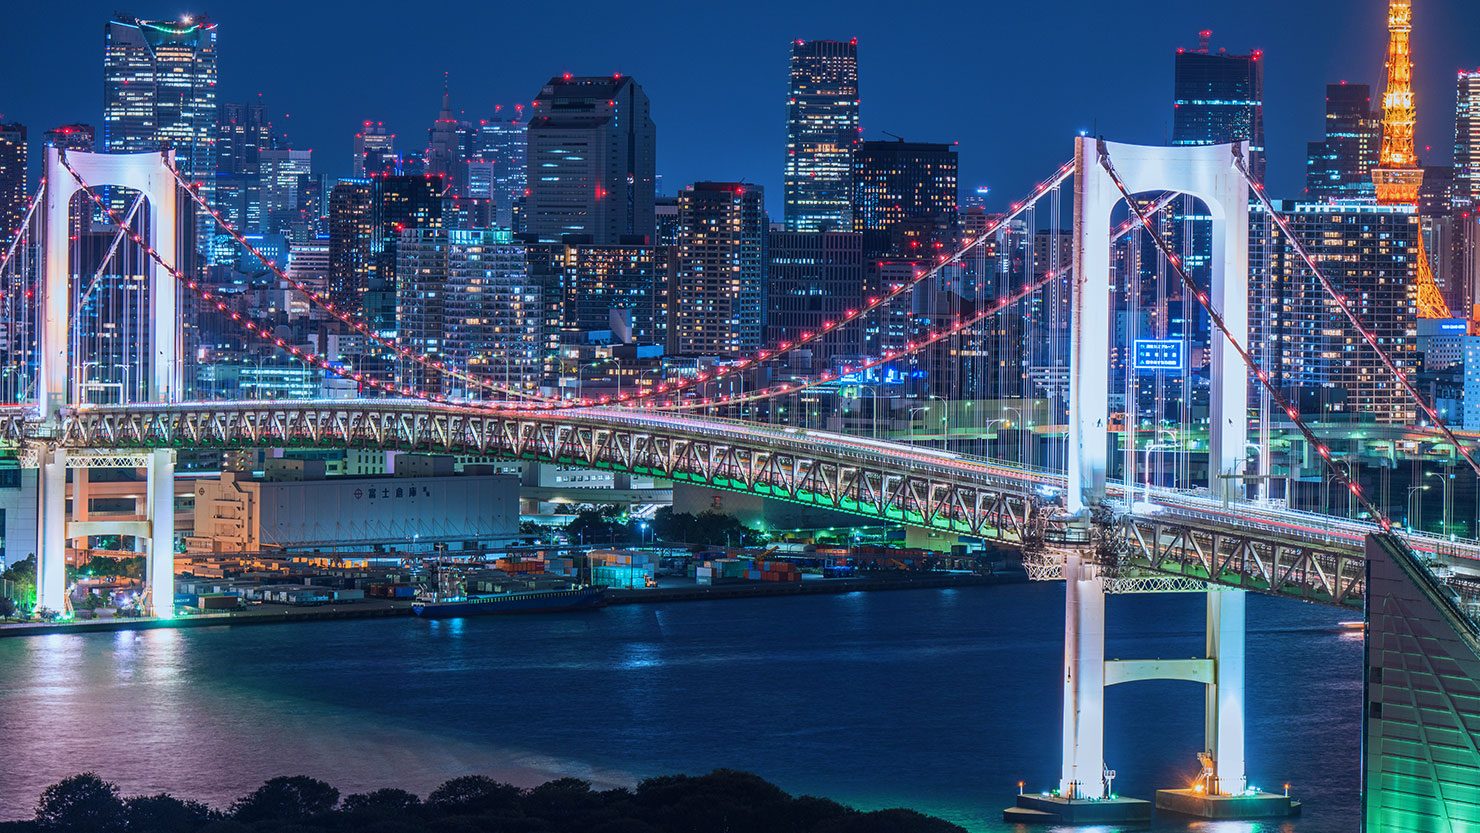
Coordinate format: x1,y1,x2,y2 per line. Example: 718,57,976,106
1198,30,1212,53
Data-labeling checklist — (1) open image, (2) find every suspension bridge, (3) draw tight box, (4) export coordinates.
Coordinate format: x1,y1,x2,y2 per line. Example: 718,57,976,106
0,138,1476,829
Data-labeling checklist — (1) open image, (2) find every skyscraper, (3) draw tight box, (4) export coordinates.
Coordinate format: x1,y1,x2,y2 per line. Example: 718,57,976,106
784,39,860,232
104,14,219,264
258,148,313,238
0,124,27,238
425,83,469,196
1172,31,1265,182
103,15,219,176
328,180,374,314
1251,201,1419,425
471,108,527,229
766,231,866,368
1456,70,1480,209
1305,83,1380,198
370,174,445,333
44,125,95,152
526,75,655,245
851,139,958,234
670,182,767,357
217,100,271,177
397,228,539,394
354,121,397,177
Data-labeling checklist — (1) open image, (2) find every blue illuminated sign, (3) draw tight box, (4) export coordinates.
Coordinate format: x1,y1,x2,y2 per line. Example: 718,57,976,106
1439,321,1468,333
1134,339,1184,372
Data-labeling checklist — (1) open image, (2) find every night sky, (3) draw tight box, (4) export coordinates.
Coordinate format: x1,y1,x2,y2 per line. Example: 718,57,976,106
3,0,1479,215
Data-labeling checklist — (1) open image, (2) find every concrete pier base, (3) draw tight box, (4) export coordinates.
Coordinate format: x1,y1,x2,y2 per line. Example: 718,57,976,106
1003,794,1152,825
1154,789,1299,820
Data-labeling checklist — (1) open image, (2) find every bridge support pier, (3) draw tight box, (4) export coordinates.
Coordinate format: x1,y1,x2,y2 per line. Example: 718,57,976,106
32,449,178,620
1060,551,1107,799
146,449,175,619
36,446,67,615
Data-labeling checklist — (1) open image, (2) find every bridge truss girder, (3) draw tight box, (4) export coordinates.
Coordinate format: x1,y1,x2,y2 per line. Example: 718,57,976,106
1110,516,1366,609
56,404,1040,543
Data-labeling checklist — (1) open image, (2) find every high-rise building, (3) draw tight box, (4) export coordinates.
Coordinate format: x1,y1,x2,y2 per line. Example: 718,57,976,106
104,14,219,264
103,15,219,175
531,243,662,352
1251,201,1418,424
766,231,866,368
1456,70,1480,209
471,109,527,229
852,139,957,235
397,228,539,394
259,149,313,238
1305,83,1380,198
1172,31,1265,182
670,182,767,357
0,124,27,238
425,83,469,196
218,100,271,177
526,75,655,245
368,174,445,333
784,39,861,232
354,121,397,177
328,179,374,314
44,124,95,152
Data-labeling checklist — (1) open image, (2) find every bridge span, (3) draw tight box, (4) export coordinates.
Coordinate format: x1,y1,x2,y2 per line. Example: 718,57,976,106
6,398,1479,612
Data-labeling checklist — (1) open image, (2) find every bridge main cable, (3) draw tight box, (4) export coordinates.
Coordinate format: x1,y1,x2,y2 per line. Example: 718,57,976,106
57,153,492,407
1233,153,1480,484
1096,139,1397,533
164,160,565,405
639,194,1177,411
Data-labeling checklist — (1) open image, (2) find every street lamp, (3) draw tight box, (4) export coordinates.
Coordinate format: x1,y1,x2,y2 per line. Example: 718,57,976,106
907,406,928,446
1406,484,1429,532
1142,439,1178,506
1427,470,1454,538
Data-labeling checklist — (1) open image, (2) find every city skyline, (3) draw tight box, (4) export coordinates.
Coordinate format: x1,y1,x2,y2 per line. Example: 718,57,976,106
3,1,1480,217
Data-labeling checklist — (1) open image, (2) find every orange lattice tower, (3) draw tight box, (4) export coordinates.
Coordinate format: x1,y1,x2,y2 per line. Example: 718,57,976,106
1373,0,1452,318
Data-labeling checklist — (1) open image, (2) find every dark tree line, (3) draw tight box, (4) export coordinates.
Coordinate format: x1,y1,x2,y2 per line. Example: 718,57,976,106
0,770,967,833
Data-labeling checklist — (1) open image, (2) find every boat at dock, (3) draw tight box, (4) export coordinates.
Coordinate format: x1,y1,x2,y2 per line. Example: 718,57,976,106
411,585,607,618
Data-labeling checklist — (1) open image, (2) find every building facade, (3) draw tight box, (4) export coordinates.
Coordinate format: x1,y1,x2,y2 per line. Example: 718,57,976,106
396,228,540,395
1306,83,1380,199
852,139,957,234
533,243,663,351
1456,70,1480,209
1251,201,1419,424
784,39,860,232
0,124,26,238
328,179,374,314
354,121,397,177
472,111,527,229
1172,32,1266,182
766,231,866,367
671,182,767,357
525,76,656,245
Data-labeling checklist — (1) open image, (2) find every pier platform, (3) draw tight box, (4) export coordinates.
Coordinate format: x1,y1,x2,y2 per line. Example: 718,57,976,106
1003,794,1152,824
1154,789,1300,819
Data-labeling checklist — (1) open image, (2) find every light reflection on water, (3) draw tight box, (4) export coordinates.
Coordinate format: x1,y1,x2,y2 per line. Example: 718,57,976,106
0,585,1359,833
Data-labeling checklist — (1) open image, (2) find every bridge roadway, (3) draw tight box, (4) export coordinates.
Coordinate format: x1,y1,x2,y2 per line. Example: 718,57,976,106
3,399,1477,609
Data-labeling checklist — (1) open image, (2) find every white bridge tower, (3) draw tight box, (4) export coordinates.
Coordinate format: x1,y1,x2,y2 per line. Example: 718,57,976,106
32,149,182,618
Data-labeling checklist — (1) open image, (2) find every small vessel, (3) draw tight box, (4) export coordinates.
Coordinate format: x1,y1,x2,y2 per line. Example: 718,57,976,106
412,585,606,619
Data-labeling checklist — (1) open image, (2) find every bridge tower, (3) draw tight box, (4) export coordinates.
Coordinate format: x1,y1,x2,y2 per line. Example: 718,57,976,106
1010,139,1287,823
32,149,182,618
